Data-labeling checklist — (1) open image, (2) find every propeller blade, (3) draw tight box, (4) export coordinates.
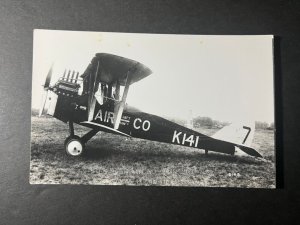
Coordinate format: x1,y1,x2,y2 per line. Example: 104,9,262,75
44,64,54,88
39,89,48,117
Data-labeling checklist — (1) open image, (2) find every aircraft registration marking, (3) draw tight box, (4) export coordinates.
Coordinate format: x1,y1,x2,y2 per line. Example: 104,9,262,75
172,130,199,147
94,109,131,125
133,118,151,131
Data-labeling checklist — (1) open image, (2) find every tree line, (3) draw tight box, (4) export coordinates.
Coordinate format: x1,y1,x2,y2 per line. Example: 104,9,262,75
169,115,274,130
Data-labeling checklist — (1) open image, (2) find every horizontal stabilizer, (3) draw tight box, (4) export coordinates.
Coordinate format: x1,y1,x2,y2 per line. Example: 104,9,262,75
238,146,263,158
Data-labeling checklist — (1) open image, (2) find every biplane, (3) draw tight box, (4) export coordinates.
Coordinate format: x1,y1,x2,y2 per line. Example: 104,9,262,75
38,53,263,158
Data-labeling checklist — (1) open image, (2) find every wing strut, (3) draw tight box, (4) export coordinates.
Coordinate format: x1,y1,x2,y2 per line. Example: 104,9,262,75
113,63,138,129
88,61,100,121
114,73,131,129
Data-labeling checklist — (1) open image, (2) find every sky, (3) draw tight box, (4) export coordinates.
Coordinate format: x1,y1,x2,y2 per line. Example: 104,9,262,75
32,30,274,123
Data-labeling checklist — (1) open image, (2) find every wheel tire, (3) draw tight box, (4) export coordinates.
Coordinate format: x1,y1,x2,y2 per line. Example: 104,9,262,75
65,135,85,157
64,136,72,147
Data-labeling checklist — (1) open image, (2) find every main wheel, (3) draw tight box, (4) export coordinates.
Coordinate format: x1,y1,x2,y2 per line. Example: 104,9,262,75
64,135,85,157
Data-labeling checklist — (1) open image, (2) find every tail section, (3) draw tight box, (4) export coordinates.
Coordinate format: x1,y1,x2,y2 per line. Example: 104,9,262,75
212,122,255,147
212,122,262,157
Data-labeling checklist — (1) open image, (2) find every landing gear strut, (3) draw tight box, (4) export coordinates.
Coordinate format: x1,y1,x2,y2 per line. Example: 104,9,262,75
64,120,98,157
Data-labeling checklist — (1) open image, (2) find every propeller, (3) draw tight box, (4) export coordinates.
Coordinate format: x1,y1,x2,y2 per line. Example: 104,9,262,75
39,64,53,117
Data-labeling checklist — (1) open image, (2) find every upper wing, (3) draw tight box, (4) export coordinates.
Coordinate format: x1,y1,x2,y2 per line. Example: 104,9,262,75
83,53,152,126
81,53,152,85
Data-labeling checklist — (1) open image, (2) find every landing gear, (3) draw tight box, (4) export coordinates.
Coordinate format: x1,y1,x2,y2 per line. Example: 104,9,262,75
64,120,99,157
65,135,85,156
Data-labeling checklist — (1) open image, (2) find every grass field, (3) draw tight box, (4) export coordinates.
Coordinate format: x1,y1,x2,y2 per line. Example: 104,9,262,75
30,117,276,188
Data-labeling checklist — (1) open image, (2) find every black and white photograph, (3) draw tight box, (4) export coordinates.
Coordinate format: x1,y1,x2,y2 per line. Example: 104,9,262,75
30,29,275,188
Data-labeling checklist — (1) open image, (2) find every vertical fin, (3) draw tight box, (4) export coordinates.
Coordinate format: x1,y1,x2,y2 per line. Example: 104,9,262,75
212,122,255,147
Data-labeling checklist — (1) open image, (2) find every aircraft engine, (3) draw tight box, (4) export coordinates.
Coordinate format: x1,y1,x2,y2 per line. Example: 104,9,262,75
39,67,81,120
